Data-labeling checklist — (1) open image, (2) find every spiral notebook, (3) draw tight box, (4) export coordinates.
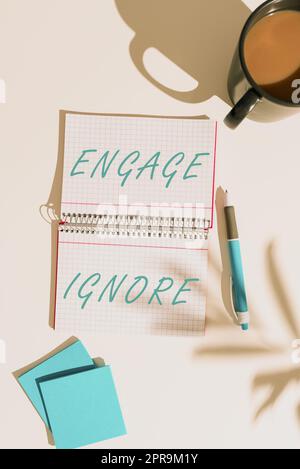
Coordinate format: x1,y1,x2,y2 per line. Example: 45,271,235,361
53,111,217,335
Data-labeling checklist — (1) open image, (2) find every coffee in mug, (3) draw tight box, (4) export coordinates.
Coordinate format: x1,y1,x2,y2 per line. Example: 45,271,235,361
244,10,300,102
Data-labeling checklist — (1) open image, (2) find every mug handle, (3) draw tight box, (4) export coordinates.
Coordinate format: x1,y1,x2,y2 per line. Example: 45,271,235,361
224,88,261,129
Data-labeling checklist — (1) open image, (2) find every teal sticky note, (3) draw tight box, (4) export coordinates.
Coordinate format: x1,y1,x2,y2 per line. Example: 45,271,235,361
38,365,126,449
17,340,94,426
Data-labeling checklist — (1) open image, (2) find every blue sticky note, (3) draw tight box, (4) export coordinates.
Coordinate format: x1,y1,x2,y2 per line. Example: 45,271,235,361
17,340,94,425
38,365,126,449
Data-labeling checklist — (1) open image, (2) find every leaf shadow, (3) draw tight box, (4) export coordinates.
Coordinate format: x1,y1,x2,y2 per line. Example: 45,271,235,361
250,240,300,422
195,202,300,426
266,240,300,339
297,402,300,428
253,368,300,421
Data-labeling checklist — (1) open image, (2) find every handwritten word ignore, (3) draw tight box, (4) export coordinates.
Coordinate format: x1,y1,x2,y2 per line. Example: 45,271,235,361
64,272,200,310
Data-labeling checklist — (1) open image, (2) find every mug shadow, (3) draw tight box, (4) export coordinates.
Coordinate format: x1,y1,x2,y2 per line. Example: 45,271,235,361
115,0,251,104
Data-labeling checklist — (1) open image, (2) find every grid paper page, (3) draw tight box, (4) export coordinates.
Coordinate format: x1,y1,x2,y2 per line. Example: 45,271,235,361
54,231,208,336
61,113,217,223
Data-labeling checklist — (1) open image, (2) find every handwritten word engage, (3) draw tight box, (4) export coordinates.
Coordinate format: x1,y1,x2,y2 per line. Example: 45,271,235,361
64,272,200,309
70,149,209,188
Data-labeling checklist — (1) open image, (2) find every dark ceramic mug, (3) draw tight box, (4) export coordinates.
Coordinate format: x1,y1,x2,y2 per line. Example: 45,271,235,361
225,0,300,129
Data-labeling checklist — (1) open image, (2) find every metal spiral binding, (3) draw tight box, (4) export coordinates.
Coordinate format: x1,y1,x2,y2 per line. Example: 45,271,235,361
59,213,210,240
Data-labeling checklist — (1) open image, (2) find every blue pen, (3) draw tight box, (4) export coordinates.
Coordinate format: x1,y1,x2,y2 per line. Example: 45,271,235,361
224,191,249,331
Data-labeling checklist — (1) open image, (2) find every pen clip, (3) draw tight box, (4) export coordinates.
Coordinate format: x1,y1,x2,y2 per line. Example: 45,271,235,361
229,276,239,325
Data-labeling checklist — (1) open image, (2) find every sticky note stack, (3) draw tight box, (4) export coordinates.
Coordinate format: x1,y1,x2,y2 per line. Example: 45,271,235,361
15,339,126,449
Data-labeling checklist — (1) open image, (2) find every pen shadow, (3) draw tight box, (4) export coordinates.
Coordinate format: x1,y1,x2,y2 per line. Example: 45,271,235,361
115,0,251,104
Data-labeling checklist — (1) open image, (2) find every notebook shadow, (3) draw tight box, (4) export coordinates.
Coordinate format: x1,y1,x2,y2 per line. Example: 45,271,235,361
115,0,251,104
40,109,66,328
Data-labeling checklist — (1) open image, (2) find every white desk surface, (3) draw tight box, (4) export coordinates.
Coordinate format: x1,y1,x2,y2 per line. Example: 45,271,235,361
1,0,300,449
